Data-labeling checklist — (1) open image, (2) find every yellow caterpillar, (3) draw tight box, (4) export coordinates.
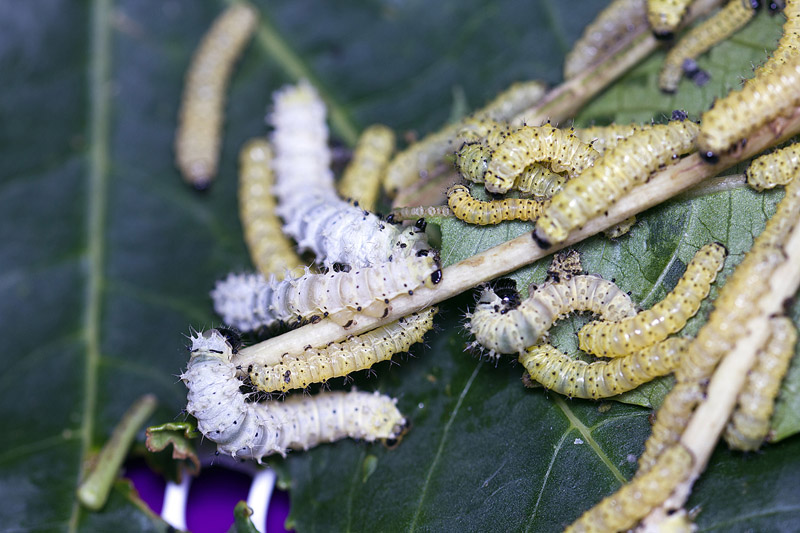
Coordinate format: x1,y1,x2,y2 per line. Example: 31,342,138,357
519,338,688,399
745,142,800,191
446,184,544,225
534,116,699,247
578,243,727,357
247,308,436,393
573,122,653,154
724,316,797,451
566,444,694,532
175,3,258,189
238,138,305,279
647,0,695,37
659,0,758,93
484,124,601,194
338,124,395,211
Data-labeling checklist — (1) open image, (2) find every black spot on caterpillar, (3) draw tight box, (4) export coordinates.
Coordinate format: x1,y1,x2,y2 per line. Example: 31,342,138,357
238,138,305,279
175,3,258,190
337,124,395,212
519,337,689,399
534,117,699,247
659,0,759,93
468,274,636,358
578,243,727,357
212,253,441,331
182,329,406,461
647,0,695,37
447,184,544,225
564,0,649,79
247,307,437,393
565,444,694,532
383,81,547,196
484,124,601,194
746,142,800,191
724,315,797,450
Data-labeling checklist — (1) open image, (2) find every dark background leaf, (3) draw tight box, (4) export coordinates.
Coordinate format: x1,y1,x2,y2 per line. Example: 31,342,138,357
2,1,799,531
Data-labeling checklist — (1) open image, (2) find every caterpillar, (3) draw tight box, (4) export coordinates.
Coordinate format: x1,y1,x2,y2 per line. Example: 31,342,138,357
382,81,546,196
269,83,430,267
212,252,442,331
174,3,258,190
238,138,306,279
754,0,800,76
659,0,759,93
724,316,797,450
564,0,649,79
456,141,566,200
573,123,653,154
182,329,406,460
386,205,454,222
565,444,694,533
246,307,437,393
647,0,695,37
519,337,689,399
484,124,601,194
638,243,787,473
578,243,727,358
337,124,396,211
468,274,636,358
534,116,699,248
697,51,800,162
745,142,800,191
603,215,638,239
446,184,544,225
546,249,584,281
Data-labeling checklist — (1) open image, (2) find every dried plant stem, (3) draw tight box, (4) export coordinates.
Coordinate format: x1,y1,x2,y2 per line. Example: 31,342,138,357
234,108,800,368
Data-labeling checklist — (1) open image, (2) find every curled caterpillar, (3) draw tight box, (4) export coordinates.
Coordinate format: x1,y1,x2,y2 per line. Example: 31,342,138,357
456,141,565,200
534,116,699,247
247,307,437,393
182,329,406,461
520,337,689,399
238,138,305,279
175,3,258,189
578,243,727,358
566,444,694,533
745,142,800,191
573,123,653,154
383,81,546,196
446,184,544,225
659,0,758,93
564,0,649,79
724,316,797,450
269,83,429,267
338,124,395,211
212,251,442,331
639,244,787,473
697,57,800,162
484,124,601,194
468,274,636,357
647,0,695,37
547,249,584,281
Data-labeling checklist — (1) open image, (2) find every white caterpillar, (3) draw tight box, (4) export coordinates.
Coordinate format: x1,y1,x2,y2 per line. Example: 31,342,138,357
212,251,441,330
269,82,429,268
468,275,636,358
182,329,406,461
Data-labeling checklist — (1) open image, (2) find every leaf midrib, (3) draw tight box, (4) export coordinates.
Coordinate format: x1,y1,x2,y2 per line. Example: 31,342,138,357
69,0,112,530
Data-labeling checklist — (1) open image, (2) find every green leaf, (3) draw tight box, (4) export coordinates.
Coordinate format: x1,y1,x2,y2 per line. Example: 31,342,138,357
4,1,800,532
